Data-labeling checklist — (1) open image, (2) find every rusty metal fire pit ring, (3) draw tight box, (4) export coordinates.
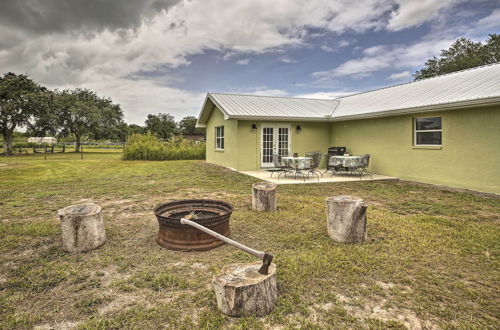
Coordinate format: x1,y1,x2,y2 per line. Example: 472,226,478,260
154,199,233,251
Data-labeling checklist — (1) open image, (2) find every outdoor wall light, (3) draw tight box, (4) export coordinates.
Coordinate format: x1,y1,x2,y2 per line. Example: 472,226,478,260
251,124,257,130
296,125,302,132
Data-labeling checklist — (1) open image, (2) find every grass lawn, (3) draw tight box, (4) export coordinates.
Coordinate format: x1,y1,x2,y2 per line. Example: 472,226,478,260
1,152,499,329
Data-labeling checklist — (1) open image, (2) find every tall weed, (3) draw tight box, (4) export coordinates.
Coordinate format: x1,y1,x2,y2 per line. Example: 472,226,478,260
122,134,205,160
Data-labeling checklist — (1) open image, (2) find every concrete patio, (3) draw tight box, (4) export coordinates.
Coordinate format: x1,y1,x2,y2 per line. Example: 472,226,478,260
238,169,398,184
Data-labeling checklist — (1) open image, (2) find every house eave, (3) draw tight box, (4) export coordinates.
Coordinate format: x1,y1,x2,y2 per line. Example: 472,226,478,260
330,96,500,122
229,115,330,122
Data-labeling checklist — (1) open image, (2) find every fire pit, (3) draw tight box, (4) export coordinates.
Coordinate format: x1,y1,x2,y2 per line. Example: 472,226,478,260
154,199,233,251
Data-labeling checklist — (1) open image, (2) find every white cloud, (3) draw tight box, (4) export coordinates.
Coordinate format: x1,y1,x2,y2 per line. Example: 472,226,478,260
338,39,353,47
248,89,290,97
387,0,460,31
320,39,354,52
279,57,298,63
312,38,455,80
387,70,411,80
320,44,335,52
236,58,250,65
475,9,500,30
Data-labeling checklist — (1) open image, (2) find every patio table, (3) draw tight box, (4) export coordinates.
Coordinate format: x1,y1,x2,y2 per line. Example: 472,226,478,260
281,156,312,180
328,155,363,177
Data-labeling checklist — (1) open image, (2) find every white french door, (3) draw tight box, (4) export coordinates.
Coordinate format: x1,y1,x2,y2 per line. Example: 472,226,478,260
260,124,291,167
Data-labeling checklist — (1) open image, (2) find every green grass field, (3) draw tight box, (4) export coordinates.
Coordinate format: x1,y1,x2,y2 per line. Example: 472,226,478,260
0,152,499,329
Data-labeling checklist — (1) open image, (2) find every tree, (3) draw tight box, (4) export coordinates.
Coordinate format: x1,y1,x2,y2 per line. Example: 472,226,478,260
145,113,176,140
128,124,147,135
178,116,204,135
0,72,49,155
55,89,124,152
414,34,500,80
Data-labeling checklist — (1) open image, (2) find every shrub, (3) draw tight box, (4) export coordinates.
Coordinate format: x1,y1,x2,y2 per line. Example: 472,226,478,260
122,133,205,160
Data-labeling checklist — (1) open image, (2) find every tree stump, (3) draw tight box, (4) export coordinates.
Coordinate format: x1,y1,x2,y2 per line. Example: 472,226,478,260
325,195,367,243
212,262,277,317
252,182,277,212
58,203,106,252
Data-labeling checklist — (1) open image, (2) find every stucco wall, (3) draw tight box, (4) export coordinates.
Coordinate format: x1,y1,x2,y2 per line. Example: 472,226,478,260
330,106,500,194
205,106,238,170
235,121,331,170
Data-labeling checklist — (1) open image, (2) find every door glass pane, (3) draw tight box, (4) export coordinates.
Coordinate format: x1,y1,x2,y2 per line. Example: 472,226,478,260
278,127,289,158
262,127,274,164
416,117,441,130
416,131,442,145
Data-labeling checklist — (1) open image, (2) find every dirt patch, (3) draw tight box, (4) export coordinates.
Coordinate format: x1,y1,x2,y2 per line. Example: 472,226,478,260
98,292,154,315
336,294,437,330
94,265,131,287
375,281,395,290
34,321,81,330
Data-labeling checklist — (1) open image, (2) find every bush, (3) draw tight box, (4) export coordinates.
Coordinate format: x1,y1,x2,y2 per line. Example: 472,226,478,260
122,134,205,160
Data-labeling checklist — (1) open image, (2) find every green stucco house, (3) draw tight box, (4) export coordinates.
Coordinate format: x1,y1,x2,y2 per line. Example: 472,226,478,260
196,63,500,194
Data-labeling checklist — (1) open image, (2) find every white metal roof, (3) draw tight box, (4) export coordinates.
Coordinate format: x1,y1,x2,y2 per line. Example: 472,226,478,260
333,62,500,119
197,63,500,126
208,93,337,119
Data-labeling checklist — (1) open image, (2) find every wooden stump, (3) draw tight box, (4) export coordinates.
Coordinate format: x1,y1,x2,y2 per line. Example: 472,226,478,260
58,203,106,252
252,182,277,212
325,195,367,243
212,262,277,317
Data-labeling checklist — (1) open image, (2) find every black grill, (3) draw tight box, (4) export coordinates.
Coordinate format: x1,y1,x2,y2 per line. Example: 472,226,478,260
327,146,347,169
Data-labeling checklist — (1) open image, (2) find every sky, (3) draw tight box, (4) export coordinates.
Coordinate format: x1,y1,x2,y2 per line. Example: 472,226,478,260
0,0,499,124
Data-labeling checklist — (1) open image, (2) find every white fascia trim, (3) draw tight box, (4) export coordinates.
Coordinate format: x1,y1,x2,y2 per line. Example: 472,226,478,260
229,115,329,121
330,97,500,121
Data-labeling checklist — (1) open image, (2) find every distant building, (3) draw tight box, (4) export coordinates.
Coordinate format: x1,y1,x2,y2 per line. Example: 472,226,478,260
182,134,206,142
28,137,57,145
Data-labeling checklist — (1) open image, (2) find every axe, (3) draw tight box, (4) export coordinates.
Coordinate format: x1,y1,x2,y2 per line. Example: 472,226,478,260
180,218,274,275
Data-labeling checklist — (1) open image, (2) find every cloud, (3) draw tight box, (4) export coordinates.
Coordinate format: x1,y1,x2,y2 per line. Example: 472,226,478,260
236,58,251,65
312,39,455,80
320,45,335,52
320,39,354,52
387,71,411,80
247,89,290,97
387,0,460,31
279,57,298,63
475,8,500,30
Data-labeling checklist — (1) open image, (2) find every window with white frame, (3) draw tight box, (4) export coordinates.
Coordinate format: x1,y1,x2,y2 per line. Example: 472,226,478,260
414,117,442,146
215,126,224,150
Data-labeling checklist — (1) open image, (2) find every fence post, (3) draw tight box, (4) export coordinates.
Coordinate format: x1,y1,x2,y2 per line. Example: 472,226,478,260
44,145,47,160
81,146,83,160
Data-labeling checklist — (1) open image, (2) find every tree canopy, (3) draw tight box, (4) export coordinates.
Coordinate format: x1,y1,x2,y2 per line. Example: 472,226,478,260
178,115,203,135
54,89,124,152
145,113,177,140
414,34,500,80
0,72,49,154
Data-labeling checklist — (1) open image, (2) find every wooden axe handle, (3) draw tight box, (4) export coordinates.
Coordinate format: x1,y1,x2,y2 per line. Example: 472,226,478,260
180,218,265,260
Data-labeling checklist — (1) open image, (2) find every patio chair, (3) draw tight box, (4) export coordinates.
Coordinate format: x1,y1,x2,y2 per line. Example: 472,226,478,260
360,154,373,178
305,151,322,181
343,156,365,179
328,156,347,177
266,153,292,179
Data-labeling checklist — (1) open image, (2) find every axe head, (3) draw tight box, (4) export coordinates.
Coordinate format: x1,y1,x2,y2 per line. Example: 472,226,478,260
258,253,274,275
